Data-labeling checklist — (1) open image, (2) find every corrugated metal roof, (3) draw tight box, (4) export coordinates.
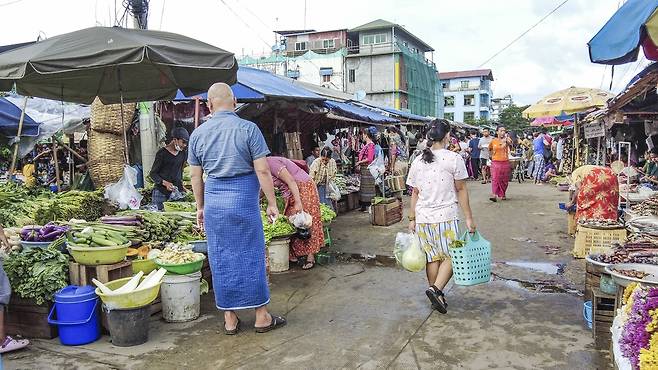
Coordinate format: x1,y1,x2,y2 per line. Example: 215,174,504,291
438,69,494,81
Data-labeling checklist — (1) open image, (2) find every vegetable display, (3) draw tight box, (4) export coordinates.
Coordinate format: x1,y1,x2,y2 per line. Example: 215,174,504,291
115,211,191,242
3,228,22,251
33,190,105,225
163,202,196,212
4,247,69,305
66,223,140,247
261,211,295,244
320,204,337,224
20,223,70,242
155,244,204,264
0,183,45,227
93,268,167,296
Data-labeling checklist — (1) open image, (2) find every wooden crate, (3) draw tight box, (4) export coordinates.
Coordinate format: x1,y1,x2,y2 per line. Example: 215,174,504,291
371,198,403,226
584,260,607,302
591,287,615,350
69,260,133,286
6,297,57,339
347,192,359,211
284,132,301,150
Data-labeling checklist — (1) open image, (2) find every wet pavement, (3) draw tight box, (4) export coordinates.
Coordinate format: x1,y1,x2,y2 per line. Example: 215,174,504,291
5,182,610,369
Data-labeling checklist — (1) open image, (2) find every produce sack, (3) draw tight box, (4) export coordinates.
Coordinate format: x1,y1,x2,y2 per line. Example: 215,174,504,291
368,155,386,185
290,211,313,229
104,165,143,210
327,181,341,201
394,232,426,273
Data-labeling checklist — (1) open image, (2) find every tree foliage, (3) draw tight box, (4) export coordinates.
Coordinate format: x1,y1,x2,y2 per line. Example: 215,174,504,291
498,104,531,132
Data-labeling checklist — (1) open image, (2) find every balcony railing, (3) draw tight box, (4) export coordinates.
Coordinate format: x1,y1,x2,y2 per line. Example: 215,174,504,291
347,42,435,68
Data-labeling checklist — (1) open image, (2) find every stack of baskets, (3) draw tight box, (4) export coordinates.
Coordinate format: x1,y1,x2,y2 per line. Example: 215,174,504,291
88,98,136,188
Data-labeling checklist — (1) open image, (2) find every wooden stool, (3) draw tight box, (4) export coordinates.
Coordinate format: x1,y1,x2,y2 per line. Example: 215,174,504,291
69,260,133,286
591,287,615,350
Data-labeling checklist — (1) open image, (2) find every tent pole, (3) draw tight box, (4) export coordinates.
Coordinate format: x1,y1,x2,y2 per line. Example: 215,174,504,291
194,97,200,128
54,136,87,164
52,137,61,190
8,96,29,179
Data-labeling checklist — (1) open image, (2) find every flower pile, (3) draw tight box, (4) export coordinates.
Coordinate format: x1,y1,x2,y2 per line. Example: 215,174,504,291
618,284,658,369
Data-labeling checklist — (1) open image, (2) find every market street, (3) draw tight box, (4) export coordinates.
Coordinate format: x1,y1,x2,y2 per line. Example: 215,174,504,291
5,182,609,370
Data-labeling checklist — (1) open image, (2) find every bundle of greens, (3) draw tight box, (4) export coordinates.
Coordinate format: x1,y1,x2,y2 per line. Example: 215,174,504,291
4,247,68,305
0,183,45,227
261,211,296,244
320,204,337,224
33,190,105,225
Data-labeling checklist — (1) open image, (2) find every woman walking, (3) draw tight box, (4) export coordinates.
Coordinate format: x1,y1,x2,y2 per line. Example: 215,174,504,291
309,147,338,210
407,119,476,314
488,126,512,202
355,127,379,211
266,156,324,270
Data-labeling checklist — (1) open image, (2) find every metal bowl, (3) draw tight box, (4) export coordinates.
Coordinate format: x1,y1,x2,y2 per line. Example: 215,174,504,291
605,263,658,287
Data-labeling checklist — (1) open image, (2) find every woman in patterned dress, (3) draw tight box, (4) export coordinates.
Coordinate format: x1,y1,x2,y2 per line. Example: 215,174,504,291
267,156,324,270
406,119,477,314
569,165,619,221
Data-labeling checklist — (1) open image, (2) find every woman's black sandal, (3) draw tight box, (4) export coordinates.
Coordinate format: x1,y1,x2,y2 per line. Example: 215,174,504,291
224,318,241,335
255,315,287,333
426,286,448,314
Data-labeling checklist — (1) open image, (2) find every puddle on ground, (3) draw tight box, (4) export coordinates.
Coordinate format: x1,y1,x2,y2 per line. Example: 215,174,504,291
502,279,579,295
502,261,566,275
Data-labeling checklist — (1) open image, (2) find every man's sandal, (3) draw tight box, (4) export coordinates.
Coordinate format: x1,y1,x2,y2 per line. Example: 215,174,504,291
255,315,287,333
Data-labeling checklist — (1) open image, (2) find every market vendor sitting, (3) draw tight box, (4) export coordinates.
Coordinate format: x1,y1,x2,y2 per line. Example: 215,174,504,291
149,127,189,210
567,165,619,222
639,148,658,187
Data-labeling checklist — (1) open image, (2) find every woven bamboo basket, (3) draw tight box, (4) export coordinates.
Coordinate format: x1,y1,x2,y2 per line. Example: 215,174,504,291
90,98,136,136
87,128,124,188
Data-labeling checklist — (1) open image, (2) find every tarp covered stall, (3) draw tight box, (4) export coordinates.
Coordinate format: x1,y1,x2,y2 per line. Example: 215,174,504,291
0,97,40,137
324,100,399,125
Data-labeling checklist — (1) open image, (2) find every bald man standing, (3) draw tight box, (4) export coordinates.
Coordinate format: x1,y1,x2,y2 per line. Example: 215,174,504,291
188,83,286,335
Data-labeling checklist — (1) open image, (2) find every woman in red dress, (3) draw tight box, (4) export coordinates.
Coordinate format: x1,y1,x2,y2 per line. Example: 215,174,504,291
569,165,619,221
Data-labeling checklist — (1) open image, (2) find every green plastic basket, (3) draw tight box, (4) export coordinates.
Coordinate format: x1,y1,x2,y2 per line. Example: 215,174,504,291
448,231,491,286
155,255,205,275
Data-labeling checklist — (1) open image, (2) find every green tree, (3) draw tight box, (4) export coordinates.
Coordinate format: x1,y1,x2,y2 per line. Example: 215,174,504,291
498,104,531,132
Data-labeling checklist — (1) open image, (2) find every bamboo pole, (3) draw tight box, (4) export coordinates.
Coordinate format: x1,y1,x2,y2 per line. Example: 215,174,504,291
8,96,29,179
53,136,87,163
51,137,61,190
194,97,200,128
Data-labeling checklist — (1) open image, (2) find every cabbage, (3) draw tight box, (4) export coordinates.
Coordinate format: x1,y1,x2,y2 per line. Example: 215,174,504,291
400,238,426,272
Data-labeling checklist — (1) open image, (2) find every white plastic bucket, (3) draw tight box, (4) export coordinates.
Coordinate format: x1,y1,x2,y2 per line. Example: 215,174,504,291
161,272,201,323
268,238,290,273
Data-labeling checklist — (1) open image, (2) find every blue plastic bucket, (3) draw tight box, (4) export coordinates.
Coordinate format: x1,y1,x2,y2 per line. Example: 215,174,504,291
583,301,593,330
48,285,100,346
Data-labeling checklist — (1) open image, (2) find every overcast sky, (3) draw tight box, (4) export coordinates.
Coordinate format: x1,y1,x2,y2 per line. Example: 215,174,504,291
1,0,648,105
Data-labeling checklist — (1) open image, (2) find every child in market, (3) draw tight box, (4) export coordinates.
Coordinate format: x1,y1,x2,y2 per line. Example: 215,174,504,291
0,224,29,353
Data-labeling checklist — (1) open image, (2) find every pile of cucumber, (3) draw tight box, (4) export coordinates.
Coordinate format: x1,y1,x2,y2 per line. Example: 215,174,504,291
66,225,132,248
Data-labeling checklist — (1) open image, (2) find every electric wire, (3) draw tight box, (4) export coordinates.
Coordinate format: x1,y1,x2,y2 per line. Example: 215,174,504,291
217,0,273,48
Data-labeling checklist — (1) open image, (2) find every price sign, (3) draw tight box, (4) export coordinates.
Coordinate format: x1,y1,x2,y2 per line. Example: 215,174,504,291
584,122,605,139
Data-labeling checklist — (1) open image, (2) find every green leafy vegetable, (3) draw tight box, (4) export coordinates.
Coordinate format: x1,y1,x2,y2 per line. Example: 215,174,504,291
4,247,69,305
261,211,295,244
320,204,337,224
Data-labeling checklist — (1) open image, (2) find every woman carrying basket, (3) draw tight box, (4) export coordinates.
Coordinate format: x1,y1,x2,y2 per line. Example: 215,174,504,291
407,119,476,314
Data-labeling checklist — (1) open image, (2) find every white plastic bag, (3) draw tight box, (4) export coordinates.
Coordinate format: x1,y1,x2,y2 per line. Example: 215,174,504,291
394,232,426,272
327,181,341,201
289,211,313,228
104,165,143,210
368,155,386,185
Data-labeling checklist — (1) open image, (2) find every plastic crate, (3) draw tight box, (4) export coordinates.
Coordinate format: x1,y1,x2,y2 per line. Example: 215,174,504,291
572,226,627,258
448,232,491,286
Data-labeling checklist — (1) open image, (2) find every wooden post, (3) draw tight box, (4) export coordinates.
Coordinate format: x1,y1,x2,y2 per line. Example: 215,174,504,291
194,97,200,128
8,96,29,179
51,137,61,190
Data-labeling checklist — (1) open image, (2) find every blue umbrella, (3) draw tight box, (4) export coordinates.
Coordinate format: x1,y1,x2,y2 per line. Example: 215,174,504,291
588,0,658,65
0,96,39,137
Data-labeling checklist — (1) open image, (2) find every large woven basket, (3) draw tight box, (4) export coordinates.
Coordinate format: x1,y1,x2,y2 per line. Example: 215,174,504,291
87,128,124,188
90,98,136,135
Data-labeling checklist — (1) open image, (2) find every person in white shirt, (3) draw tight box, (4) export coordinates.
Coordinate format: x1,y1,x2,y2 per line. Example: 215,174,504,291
478,128,494,184
407,119,476,314
305,146,320,168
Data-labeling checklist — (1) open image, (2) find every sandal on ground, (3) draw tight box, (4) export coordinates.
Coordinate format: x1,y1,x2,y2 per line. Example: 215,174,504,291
501,197,507,201
0,336,29,353
481,181,487,184
489,196,497,202
224,318,241,335
425,286,448,314
302,261,315,270
255,315,287,333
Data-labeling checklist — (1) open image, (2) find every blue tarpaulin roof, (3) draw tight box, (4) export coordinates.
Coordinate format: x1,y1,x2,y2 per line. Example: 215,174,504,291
175,66,323,102
378,106,431,122
588,0,658,65
0,97,39,136
324,100,399,124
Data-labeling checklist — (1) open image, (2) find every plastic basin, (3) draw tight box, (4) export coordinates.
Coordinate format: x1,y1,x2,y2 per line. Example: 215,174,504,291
189,240,207,253
67,243,129,266
155,255,205,275
95,276,161,310
131,259,157,275
21,241,52,250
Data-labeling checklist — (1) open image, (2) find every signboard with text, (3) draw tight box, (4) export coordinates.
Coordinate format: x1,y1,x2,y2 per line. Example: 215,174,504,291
584,122,605,139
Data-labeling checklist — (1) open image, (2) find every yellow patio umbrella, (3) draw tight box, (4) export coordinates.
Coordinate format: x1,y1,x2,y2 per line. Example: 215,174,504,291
522,87,614,119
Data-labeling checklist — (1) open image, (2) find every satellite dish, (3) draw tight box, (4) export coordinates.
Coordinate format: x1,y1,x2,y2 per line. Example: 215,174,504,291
354,90,366,101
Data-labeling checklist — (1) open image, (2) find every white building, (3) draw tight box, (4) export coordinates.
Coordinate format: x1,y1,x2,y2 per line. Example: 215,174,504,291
491,95,513,122
438,69,494,123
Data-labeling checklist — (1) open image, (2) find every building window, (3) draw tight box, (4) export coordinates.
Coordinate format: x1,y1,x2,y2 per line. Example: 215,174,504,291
464,112,475,121
444,112,454,121
348,69,356,83
444,96,455,107
460,80,469,89
464,95,475,106
323,39,335,49
441,82,448,89
363,33,388,45
322,75,331,83
295,42,307,51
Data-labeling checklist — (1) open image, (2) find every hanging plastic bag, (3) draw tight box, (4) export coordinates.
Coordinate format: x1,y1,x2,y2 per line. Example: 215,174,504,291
104,165,143,210
290,211,313,229
394,232,426,273
327,181,341,201
368,155,386,184
169,187,185,201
